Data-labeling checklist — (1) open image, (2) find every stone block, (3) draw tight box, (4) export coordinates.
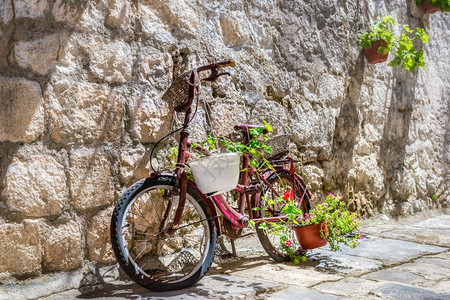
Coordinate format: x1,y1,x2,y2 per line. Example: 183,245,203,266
157,0,199,32
119,144,146,184
52,0,84,25
3,153,67,217
136,47,172,90
0,0,13,24
14,0,48,19
43,220,82,271
52,0,105,34
69,147,114,212
86,207,115,264
0,220,41,276
46,80,123,143
220,11,252,46
105,0,133,34
138,5,175,46
80,36,132,84
14,34,60,75
0,77,44,142
128,88,172,143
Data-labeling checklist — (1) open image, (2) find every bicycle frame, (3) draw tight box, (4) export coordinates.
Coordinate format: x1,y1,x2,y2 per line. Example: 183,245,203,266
150,60,311,237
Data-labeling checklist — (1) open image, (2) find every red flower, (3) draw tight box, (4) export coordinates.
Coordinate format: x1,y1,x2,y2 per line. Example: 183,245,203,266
282,189,294,201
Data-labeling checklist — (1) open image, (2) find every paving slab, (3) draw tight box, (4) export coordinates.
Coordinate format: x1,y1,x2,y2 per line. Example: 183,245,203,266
331,237,447,266
313,277,384,297
429,280,450,294
434,251,450,260
232,263,342,287
267,286,342,299
372,283,450,300
412,215,450,229
309,248,383,276
361,269,424,285
413,256,450,269
37,274,279,300
40,281,210,300
397,261,450,281
378,227,450,247
188,274,279,299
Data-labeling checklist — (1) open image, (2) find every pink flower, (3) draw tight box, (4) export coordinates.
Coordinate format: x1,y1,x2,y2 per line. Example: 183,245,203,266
353,220,357,224
328,192,335,197
305,213,311,219
285,240,293,247
359,235,363,240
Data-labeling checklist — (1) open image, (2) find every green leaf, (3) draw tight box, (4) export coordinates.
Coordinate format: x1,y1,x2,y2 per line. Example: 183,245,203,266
403,24,413,33
263,120,273,132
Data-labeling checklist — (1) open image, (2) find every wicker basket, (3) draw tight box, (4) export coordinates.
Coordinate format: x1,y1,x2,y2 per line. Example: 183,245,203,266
267,134,290,159
162,70,191,112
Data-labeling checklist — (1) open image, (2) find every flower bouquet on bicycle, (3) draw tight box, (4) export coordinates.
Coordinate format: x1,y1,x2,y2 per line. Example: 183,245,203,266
110,59,313,291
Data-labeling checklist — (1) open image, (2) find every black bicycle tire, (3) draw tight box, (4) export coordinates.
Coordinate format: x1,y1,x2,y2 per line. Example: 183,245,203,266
110,176,217,291
256,170,311,262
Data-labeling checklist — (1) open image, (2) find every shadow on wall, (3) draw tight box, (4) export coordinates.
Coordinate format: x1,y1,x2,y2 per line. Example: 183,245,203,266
379,69,417,207
329,51,365,190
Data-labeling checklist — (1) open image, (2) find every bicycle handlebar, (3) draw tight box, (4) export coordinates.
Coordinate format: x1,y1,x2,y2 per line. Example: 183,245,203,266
217,59,237,68
196,59,236,73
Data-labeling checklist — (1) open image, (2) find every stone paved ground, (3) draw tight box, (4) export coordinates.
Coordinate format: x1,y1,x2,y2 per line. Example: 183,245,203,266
1,212,449,300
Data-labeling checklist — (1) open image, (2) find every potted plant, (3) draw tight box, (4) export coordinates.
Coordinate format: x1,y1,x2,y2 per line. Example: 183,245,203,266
360,16,429,72
257,192,362,264
360,16,396,64
416,0,450,13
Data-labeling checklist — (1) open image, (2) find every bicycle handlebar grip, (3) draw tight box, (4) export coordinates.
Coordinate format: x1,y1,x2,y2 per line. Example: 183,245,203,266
217,59,236,68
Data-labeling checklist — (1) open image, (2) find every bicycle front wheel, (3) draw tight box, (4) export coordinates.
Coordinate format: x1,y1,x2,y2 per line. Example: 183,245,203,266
110,176,217,291
256,170,311,262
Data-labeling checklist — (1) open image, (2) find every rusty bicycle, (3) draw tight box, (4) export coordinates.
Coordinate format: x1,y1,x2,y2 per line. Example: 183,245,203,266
110,59,312,291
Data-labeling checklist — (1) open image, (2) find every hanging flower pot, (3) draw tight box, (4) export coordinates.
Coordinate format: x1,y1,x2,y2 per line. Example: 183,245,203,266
422,1,441,13
362,40,389,64
294,221,328,250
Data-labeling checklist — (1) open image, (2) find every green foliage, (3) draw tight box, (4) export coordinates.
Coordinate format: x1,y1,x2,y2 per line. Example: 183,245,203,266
194,122,274,169
255,192,362,263
360,16,429,72
360,15,397,54
416,0,450,12
301,193,361,252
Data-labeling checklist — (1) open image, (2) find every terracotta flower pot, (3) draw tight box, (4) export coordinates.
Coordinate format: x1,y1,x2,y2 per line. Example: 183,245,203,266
362,40,389,64
422,1,441,13
294,222,328,250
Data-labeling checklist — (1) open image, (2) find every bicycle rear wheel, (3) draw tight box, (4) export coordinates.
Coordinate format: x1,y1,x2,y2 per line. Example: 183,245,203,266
256,170,311,262
110,176,217,291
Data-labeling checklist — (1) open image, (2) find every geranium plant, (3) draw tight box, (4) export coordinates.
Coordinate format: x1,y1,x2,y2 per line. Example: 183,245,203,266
360,16,429,72
192,120,274,168
257,192,362,264
416,0,450,12
360,15,397,56
301,193,362,252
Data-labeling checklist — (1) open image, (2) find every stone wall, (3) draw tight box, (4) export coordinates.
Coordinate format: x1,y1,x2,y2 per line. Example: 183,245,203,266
0,0,448,282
